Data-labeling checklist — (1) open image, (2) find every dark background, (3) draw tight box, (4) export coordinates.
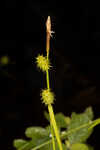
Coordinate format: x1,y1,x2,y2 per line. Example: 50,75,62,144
0,0,100,149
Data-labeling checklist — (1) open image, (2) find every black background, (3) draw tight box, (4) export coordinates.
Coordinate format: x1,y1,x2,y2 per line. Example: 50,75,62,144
0,0,100,149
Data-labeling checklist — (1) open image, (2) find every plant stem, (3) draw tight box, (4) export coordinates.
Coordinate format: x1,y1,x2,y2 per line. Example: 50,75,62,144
50,122,56,150
46,54,56,150
46,62,63,150
48,104,63,150
46,16,63,150
46,16,56,150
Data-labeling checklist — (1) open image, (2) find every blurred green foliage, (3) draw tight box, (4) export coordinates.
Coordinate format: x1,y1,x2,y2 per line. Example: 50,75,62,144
13,107,100,150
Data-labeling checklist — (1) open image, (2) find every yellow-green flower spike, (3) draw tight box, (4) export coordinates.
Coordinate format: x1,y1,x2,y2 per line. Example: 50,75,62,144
36,55,50,72
41,89,55,105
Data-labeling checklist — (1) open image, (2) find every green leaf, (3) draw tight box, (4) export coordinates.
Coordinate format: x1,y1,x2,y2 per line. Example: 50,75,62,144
24,127,50,150
13,108,100,150
55,113,70,128
85,107,94,120
13,139,28,149
13,117,99,150
67,111,93,144
25,126,49,138
13,139,35,150
71,143,89,150
64,116,71,126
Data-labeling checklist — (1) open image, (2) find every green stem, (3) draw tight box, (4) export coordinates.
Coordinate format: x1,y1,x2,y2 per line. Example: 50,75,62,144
46,53,63,150
46,52,56,150
48,104,63,150
46,53,50,89
46,69,50,89
50,122,56,150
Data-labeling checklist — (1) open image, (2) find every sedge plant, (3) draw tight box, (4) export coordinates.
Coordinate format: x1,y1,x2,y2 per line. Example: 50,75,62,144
13,16,100,150
36,16,63,150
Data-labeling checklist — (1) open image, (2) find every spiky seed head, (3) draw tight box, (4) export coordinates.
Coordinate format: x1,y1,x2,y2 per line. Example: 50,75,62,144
41,89,55,105
36,55,50,72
